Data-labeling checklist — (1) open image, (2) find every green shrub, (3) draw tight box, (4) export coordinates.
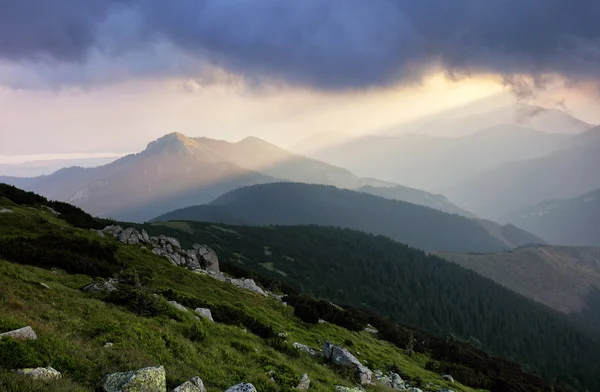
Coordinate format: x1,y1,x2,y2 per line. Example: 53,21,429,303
0,339,43,369
186,323,207,343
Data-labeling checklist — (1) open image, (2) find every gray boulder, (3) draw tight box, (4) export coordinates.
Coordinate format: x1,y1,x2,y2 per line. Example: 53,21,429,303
230,278,267,296
334,386,364,392
99,366,166,392
390,372,405,390
168,301,188,312
194,245,220,272
374,370,392,388
141,229,151,243
225,383,257,392
103,225,123,236
173,376,206,392
119,228,140,245
0,208,13,213
442,374,454,383
296,374,310,391
94,230,106,238
42,206,60,215
323,341,372,385
0,326,38,340
14,367,61,380
83,278,118,293
292,342,318,356
194,308,214,322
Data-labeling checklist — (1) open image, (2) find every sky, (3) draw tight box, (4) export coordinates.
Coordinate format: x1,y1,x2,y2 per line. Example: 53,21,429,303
1,0,600,160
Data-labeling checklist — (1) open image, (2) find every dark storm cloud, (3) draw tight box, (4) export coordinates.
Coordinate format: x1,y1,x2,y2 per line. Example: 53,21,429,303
1,0,599,89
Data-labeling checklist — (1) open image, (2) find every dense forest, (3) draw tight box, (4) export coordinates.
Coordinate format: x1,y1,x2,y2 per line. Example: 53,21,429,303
141,221,600,391
153,183,542,253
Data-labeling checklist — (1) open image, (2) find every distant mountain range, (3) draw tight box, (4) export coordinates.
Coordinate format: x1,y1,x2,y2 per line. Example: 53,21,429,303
444,126,600,219
503,188,600,246
296,124,572,190
0,133,469,221
438,245,600,335
154,182,544,253
0,156,120,177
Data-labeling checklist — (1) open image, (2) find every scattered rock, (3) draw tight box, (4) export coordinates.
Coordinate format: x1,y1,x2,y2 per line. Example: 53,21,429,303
296,374,310,391
390,372,405,390
334,386,365,392
0,326,38,341
407,388,423,392
119,228,139,245
83,278,118,293
442,374,454,383
323,341,372,385
225,383,257,392
104,342,114,348
374,370,392,388
293,342,318,356
99,366,166,392
14,367,61,380
194,308,214,322
278,332,287,338
364,326,378,334
173,376,206,392
0,208,13,213
38,282,50,289
168,301,188,312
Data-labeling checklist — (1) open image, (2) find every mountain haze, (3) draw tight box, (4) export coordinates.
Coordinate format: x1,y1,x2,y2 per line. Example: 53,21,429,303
154,182,543,253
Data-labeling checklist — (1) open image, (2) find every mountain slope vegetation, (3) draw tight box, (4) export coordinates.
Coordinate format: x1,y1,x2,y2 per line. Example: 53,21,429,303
155,183,543,253
0,184,569,392
134,220,600,391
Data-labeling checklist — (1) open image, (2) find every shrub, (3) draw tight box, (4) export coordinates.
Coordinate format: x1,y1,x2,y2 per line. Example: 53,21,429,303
0,339,43,369
107,269,171,317
186,323,207,343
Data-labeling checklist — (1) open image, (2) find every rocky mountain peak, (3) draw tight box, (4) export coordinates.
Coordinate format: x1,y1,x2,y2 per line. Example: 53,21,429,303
144,132,198,156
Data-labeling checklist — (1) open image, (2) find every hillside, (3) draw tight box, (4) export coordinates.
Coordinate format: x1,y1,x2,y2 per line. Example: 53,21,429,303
503,188,600,246
300,124,570,191
0,133,469,221
444,126,600,219
133,220,600,390
154,183,543,253
0,184,571,392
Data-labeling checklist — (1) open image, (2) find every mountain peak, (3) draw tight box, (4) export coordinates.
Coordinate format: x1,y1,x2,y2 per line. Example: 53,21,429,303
144,132,198,155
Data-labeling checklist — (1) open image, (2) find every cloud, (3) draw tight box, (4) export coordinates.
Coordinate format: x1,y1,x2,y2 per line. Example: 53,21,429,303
1,0,600,90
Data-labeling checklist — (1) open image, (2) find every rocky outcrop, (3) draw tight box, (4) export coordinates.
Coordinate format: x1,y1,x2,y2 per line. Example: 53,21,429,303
297,374,310,391
225,383,257,392
0,326,38,340
194,244,220,272
99,366,166,392
323,341,372,385
293,342,318,356
168,301,188,313
14,367,61,380
83,278,118,293
173,376,206,392
194,308,214,322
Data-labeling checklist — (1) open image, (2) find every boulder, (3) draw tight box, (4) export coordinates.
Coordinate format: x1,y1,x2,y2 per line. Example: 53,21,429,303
442,374,454,383
42,206,60,215
168,301,188,312
194,308,214,322
364,327,378,334
141,229,150,243
94,230,106,238
292,342,318,356
104,342,114,348
407,388,422,392
83,278,118,293
0,326,38,340
296,374,310,391
38,282,50,289
225,383,257,392
119,228,140,245
99,366,166,392
230,278,267,296
334,386,364,392
194,245,220,273
0,208,13,213
323,341,372,385
103,225,123,236
173,376,206,392
374,370,392,388
14,367,61,380
390,372,405,390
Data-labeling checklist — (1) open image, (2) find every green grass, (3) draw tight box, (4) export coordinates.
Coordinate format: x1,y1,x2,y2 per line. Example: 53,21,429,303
0,216,479,392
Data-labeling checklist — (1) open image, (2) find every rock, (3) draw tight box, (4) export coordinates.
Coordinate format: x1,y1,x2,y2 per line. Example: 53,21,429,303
374,370,392,388
38,282,50,289
442,374,454,383
99,366,166,392
173,376,206,392
119,228,140,245
278,332,287,338
440,389,455,392
83,278,118,293
293,342,318,356
225,383,257,392
14,367,61,380
230,278,267,296
323,341,372,385
0,208,13,213
296,374,310,391
194,245,220,272
104,342,114,348
334,386,365,392
364,327,378,334
168,301,188,312
103,225,123,236
194,308,214,322
42,206,60,215
141,229,150,243
390,372,405,390
0,326,38,340
407,388,422,392
318,319,326,324
94,230,106,238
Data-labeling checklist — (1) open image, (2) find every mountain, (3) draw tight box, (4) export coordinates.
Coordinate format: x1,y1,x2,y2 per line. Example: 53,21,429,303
444,126,600,219
298,124,571,190
407,104,593,137
503,188,600,246
0,133,469,221
0,184,577,392
0,156,119,177
154,182,544,253
438,245,600,336
138,219,600,391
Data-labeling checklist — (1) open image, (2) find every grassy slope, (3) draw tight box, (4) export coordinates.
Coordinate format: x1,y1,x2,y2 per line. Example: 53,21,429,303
0,199,474,392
